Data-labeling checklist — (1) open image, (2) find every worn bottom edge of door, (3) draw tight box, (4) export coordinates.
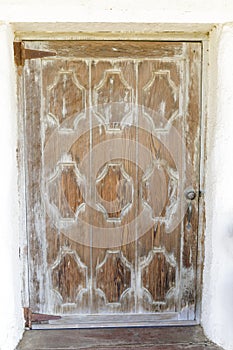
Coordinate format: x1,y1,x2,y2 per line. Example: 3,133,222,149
32,313,198,329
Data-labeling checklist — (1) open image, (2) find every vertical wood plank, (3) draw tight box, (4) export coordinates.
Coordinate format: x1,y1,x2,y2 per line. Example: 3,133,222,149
24,59,48,312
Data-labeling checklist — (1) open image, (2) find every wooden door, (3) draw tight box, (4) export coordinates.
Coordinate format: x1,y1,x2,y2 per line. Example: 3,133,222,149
21,40,202,328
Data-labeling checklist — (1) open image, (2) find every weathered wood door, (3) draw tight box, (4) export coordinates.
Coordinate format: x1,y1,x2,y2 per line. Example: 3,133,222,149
21,40,202,328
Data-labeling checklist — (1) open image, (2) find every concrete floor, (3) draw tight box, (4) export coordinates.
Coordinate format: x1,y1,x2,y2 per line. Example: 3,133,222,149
17,326,224,350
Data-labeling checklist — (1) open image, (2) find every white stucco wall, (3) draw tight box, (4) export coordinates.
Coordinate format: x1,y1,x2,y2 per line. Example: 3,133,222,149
1,1,233,350
202,24,233,350
0,0,232,23
0,24,24,350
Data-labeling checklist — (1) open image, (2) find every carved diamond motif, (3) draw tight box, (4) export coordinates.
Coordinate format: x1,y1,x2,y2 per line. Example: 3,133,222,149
142,70,179,128
51,248,88,304
141,248,176,304
48,70,85,126
96,251,131,304
93,70,133,131
142,160,178,225
96,163,133,222
47,162,85,220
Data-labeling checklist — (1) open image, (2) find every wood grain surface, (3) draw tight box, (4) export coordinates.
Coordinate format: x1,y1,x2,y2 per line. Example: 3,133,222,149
21,40,202,325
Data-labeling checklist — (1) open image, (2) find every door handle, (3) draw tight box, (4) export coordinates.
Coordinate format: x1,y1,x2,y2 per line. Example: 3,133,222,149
185,189,196,229
185,189,196,201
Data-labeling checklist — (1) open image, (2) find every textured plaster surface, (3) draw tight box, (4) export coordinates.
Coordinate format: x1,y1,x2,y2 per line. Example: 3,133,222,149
202,24,233,350
0,23,24,350
0,0,232,22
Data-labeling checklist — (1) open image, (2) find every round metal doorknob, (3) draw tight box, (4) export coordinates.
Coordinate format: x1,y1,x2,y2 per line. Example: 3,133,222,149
185,189,196,200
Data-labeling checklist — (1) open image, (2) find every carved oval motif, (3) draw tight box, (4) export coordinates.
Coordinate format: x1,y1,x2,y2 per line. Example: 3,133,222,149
141,249,176,303
48,71,85,126
93,70,133,131
47,163,85,220
96,251,131,303
52,250,87,303
142,160,178,226
96,163,133,222
142,70,179,127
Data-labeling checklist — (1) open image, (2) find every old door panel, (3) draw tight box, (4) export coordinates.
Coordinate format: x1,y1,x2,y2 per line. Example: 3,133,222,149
22,41,202,326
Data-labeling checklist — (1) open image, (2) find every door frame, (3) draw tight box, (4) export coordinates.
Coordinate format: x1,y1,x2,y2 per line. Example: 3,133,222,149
15,22,211,326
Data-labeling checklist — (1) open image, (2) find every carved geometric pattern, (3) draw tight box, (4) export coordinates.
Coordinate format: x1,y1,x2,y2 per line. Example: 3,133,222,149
142,160,178,225
141,248,176,304
47,162,85,220
51,248,88,304
142,70,179,128
96,163,133,222
96,251,131,304
48,70,85,126
93,70,133,131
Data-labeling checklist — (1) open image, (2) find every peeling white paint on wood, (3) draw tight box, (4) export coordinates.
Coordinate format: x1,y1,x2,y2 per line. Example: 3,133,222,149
20,41,201,326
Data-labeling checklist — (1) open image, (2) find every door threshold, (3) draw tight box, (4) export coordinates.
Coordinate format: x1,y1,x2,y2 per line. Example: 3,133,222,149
32,313,198,329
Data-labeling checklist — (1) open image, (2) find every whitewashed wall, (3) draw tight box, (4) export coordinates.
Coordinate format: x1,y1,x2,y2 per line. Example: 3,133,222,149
0,24,24,350
1,1,233,350
202,24,233,350
0,0,232,23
